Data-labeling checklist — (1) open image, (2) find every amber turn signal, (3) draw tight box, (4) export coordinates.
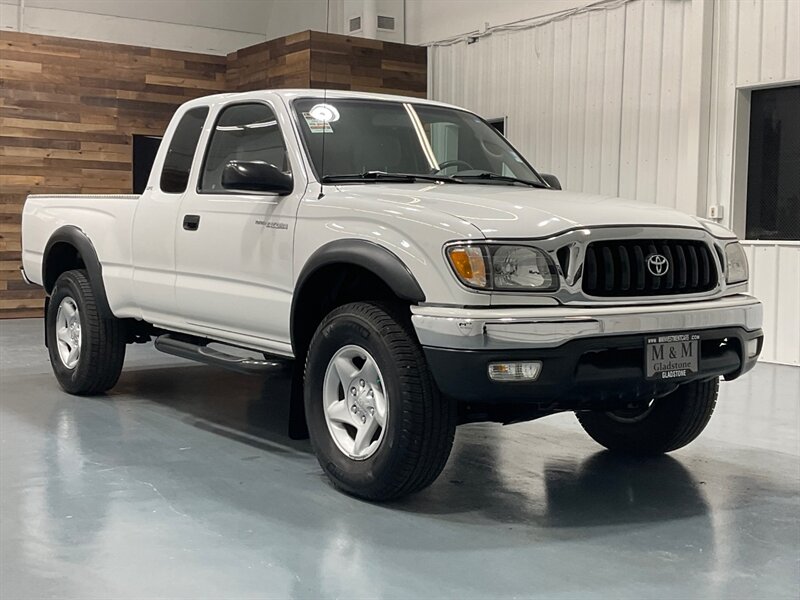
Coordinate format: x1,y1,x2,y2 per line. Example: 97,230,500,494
447,246,488,288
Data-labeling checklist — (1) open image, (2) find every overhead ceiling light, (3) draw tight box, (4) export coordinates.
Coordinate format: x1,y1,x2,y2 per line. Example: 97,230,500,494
245,120,277,129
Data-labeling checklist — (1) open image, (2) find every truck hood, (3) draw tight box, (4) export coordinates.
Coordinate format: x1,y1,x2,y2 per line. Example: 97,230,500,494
339,183,706,238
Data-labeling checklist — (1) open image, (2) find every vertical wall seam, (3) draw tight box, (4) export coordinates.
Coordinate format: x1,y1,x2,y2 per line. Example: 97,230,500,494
757,0,764,83
725,1,740,220
781,0,788,78
713,0,736,214
632,2,645,199
549,22,556,171
673,0,686,209
582,13,594,190
566,17,574,186
653,0,666,204
615,2,628,197
598,10,607,193
772,246,780,358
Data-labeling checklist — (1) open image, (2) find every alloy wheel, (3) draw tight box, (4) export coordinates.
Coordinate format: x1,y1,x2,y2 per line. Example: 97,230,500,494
322,344,389,460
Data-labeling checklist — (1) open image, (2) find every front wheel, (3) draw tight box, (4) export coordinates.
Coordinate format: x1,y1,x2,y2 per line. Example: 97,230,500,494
46,269,126,395
304,302,456,501
576,379,719,454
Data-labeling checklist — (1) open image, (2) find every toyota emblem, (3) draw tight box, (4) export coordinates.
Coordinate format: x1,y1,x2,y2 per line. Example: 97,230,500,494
646,254,669,276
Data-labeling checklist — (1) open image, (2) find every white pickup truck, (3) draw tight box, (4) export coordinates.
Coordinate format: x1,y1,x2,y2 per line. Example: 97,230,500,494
21,89,763,500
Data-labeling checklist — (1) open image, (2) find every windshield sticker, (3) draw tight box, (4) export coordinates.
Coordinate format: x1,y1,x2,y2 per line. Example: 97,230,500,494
302,112,333,134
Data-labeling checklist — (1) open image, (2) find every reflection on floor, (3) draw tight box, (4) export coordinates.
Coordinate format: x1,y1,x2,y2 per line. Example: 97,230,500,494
1,318,798,599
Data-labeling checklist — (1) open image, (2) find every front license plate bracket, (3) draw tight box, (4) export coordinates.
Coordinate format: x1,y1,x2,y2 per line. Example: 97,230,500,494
645,333,700,381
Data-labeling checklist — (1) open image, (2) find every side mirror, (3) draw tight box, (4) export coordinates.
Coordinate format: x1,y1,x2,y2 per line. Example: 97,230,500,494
221,160,293,195
540,173,561,190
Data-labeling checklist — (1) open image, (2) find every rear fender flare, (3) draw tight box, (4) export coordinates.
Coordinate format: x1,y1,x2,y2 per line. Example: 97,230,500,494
43,225,113,319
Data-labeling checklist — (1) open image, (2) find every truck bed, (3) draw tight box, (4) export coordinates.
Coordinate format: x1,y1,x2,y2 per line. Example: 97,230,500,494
21,193,141,292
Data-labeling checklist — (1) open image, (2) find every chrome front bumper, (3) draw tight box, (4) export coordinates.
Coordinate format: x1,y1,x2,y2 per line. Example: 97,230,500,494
411,294,763,350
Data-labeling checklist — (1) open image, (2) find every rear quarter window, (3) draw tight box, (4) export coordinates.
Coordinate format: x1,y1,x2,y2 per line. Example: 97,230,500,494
160,107,209,194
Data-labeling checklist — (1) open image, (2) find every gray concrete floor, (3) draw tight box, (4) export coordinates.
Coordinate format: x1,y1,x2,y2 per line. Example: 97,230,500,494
1,318,798,600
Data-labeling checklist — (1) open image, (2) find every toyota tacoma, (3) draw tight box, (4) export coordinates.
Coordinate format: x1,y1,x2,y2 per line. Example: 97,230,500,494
21,90,763,500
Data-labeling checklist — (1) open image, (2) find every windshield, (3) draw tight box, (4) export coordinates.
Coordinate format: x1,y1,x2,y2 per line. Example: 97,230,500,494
293,98,543,185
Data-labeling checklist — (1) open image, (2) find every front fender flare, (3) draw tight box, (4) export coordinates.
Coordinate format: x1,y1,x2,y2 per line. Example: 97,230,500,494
290,239,426,348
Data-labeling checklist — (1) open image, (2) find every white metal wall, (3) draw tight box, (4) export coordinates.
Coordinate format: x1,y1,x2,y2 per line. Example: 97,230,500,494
709,0,800,366
429,0,799,365
406,0,590,45
707,0,800,224
0,0,330,55
429,0,690,205
742,242,800,365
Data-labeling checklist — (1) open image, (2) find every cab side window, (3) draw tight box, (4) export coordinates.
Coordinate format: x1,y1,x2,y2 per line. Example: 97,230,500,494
200,103,290,193
160,107,209,194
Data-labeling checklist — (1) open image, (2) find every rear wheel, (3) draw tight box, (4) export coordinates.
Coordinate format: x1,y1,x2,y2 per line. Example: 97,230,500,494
576,379,719,454
304,302,456,501
46,269,126,395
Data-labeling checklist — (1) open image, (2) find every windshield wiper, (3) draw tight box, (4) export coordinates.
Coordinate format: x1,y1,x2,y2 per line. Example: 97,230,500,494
321,171,463,184
454,172,547,188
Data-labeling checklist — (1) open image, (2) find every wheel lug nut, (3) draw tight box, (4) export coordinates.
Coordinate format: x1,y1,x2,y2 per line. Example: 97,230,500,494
368,407,375,415
350,387,357,396
359,379,365,387
367,390,374,399
361,415,367,423
351,405,358,413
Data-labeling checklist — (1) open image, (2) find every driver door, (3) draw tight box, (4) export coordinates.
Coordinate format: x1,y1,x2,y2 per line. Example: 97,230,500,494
174,100,302,350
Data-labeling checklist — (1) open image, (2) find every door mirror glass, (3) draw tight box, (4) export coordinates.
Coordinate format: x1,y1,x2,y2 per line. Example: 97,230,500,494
221,160,293,194
541,173,561,190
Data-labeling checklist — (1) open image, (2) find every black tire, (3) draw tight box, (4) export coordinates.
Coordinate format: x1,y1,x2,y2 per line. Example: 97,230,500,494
576,379,719,454
304,302,456,501
46,269,126,395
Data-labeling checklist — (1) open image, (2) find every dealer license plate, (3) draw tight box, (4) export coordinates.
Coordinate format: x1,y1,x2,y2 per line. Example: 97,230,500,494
645,333,700,381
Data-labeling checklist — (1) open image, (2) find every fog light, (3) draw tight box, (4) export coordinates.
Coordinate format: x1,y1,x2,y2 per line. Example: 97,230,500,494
746,338,760,359
488,361,542,382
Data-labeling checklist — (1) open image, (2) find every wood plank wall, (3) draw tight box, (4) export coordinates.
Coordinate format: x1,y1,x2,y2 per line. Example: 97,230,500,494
0,30,427,319
226,31,312,90
226,30,427,97
0,31,226,318
308,31,427,98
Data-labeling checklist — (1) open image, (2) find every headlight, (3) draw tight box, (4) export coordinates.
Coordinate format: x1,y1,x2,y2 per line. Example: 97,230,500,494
446,244,558,291
724,242,748,284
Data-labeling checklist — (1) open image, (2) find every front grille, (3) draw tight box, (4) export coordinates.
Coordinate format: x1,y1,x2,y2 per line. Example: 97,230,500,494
581,239,718,297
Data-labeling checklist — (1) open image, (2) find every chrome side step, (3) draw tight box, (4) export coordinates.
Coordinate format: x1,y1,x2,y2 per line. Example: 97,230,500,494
154,334,291,375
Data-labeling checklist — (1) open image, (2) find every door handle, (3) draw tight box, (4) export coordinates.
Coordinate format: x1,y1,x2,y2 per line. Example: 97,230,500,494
183,215,200,231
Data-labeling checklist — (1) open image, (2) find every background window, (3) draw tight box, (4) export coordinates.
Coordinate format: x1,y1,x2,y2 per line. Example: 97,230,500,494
745,85,800,241
487,117,506,136
159,107,208,194
201,103,289,192
132,134,161,194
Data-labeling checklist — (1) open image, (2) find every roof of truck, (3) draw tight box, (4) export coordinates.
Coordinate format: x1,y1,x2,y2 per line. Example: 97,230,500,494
180,88,461,111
